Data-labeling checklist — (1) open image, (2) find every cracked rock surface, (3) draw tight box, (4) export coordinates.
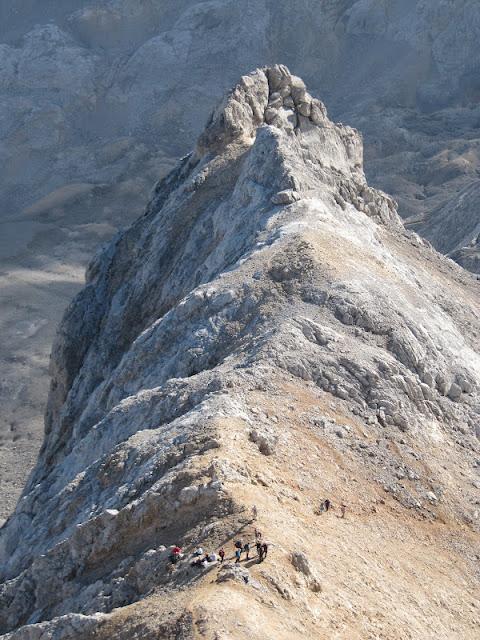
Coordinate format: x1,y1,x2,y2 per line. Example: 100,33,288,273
1,66,479,640
3,1,480,516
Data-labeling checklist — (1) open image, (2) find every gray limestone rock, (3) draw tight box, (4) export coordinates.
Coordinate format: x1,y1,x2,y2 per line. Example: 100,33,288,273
2,614,107,640
271,190,301,205
4,1,480,522
290,552,322,593
0,66,479,637
217,563,250,585
448,384,463,402
249,429,278,456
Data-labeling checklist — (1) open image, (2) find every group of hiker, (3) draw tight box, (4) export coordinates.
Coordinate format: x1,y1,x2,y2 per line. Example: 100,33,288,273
168,498,344,573
190,547,219,567
231,528,268,564
168,545,217,569
169,528,270,571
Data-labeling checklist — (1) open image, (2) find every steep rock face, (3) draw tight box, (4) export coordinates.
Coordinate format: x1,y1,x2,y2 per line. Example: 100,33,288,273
3,0,480,519
451,236,480,275
421,183,480,257
1,66,479,640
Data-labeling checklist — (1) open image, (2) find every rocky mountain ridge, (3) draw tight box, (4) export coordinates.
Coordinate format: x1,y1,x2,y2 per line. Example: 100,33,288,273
1,66,479,640
2,0,480,518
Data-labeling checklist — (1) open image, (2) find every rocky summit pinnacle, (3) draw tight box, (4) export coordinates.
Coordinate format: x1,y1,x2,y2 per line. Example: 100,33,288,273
1,67,479,640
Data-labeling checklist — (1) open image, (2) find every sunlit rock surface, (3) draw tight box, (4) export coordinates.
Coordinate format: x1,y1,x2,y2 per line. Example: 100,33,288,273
1,66,479,640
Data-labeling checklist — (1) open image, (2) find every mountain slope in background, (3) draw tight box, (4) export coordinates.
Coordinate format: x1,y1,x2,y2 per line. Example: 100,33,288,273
1,66,479,640
1,0,480,519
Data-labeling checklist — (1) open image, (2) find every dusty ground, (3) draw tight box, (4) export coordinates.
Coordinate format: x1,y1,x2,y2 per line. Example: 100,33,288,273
93,375,480,640
0,257,83,519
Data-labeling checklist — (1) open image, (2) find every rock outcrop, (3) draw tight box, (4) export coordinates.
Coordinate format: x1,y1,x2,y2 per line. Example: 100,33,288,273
3,0,480,518
1,67,479,640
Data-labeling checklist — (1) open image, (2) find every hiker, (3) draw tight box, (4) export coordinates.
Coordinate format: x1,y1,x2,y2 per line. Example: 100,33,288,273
261,542,268,560
169,545,182,564
219,548,225,563
256,541,263,562
235,548,242,564
243,542,250,560
234,540,243,550
340,503,346,519
318,499,331,514
193,547,203,557
254,528,262,541
191,558,203,568
251,504,258,520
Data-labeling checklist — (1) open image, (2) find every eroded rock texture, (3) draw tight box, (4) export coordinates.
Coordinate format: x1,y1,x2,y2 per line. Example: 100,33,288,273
2,0,480,519
1,67,479,640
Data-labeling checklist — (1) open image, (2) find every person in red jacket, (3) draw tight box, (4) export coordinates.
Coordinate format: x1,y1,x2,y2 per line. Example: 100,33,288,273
170,545,182,564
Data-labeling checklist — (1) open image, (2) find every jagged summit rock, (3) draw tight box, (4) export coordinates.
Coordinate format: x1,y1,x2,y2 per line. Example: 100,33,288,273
1,67,479,640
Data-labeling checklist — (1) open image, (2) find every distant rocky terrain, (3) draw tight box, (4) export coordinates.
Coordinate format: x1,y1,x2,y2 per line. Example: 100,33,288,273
1,66,479,640
1,0,480,524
